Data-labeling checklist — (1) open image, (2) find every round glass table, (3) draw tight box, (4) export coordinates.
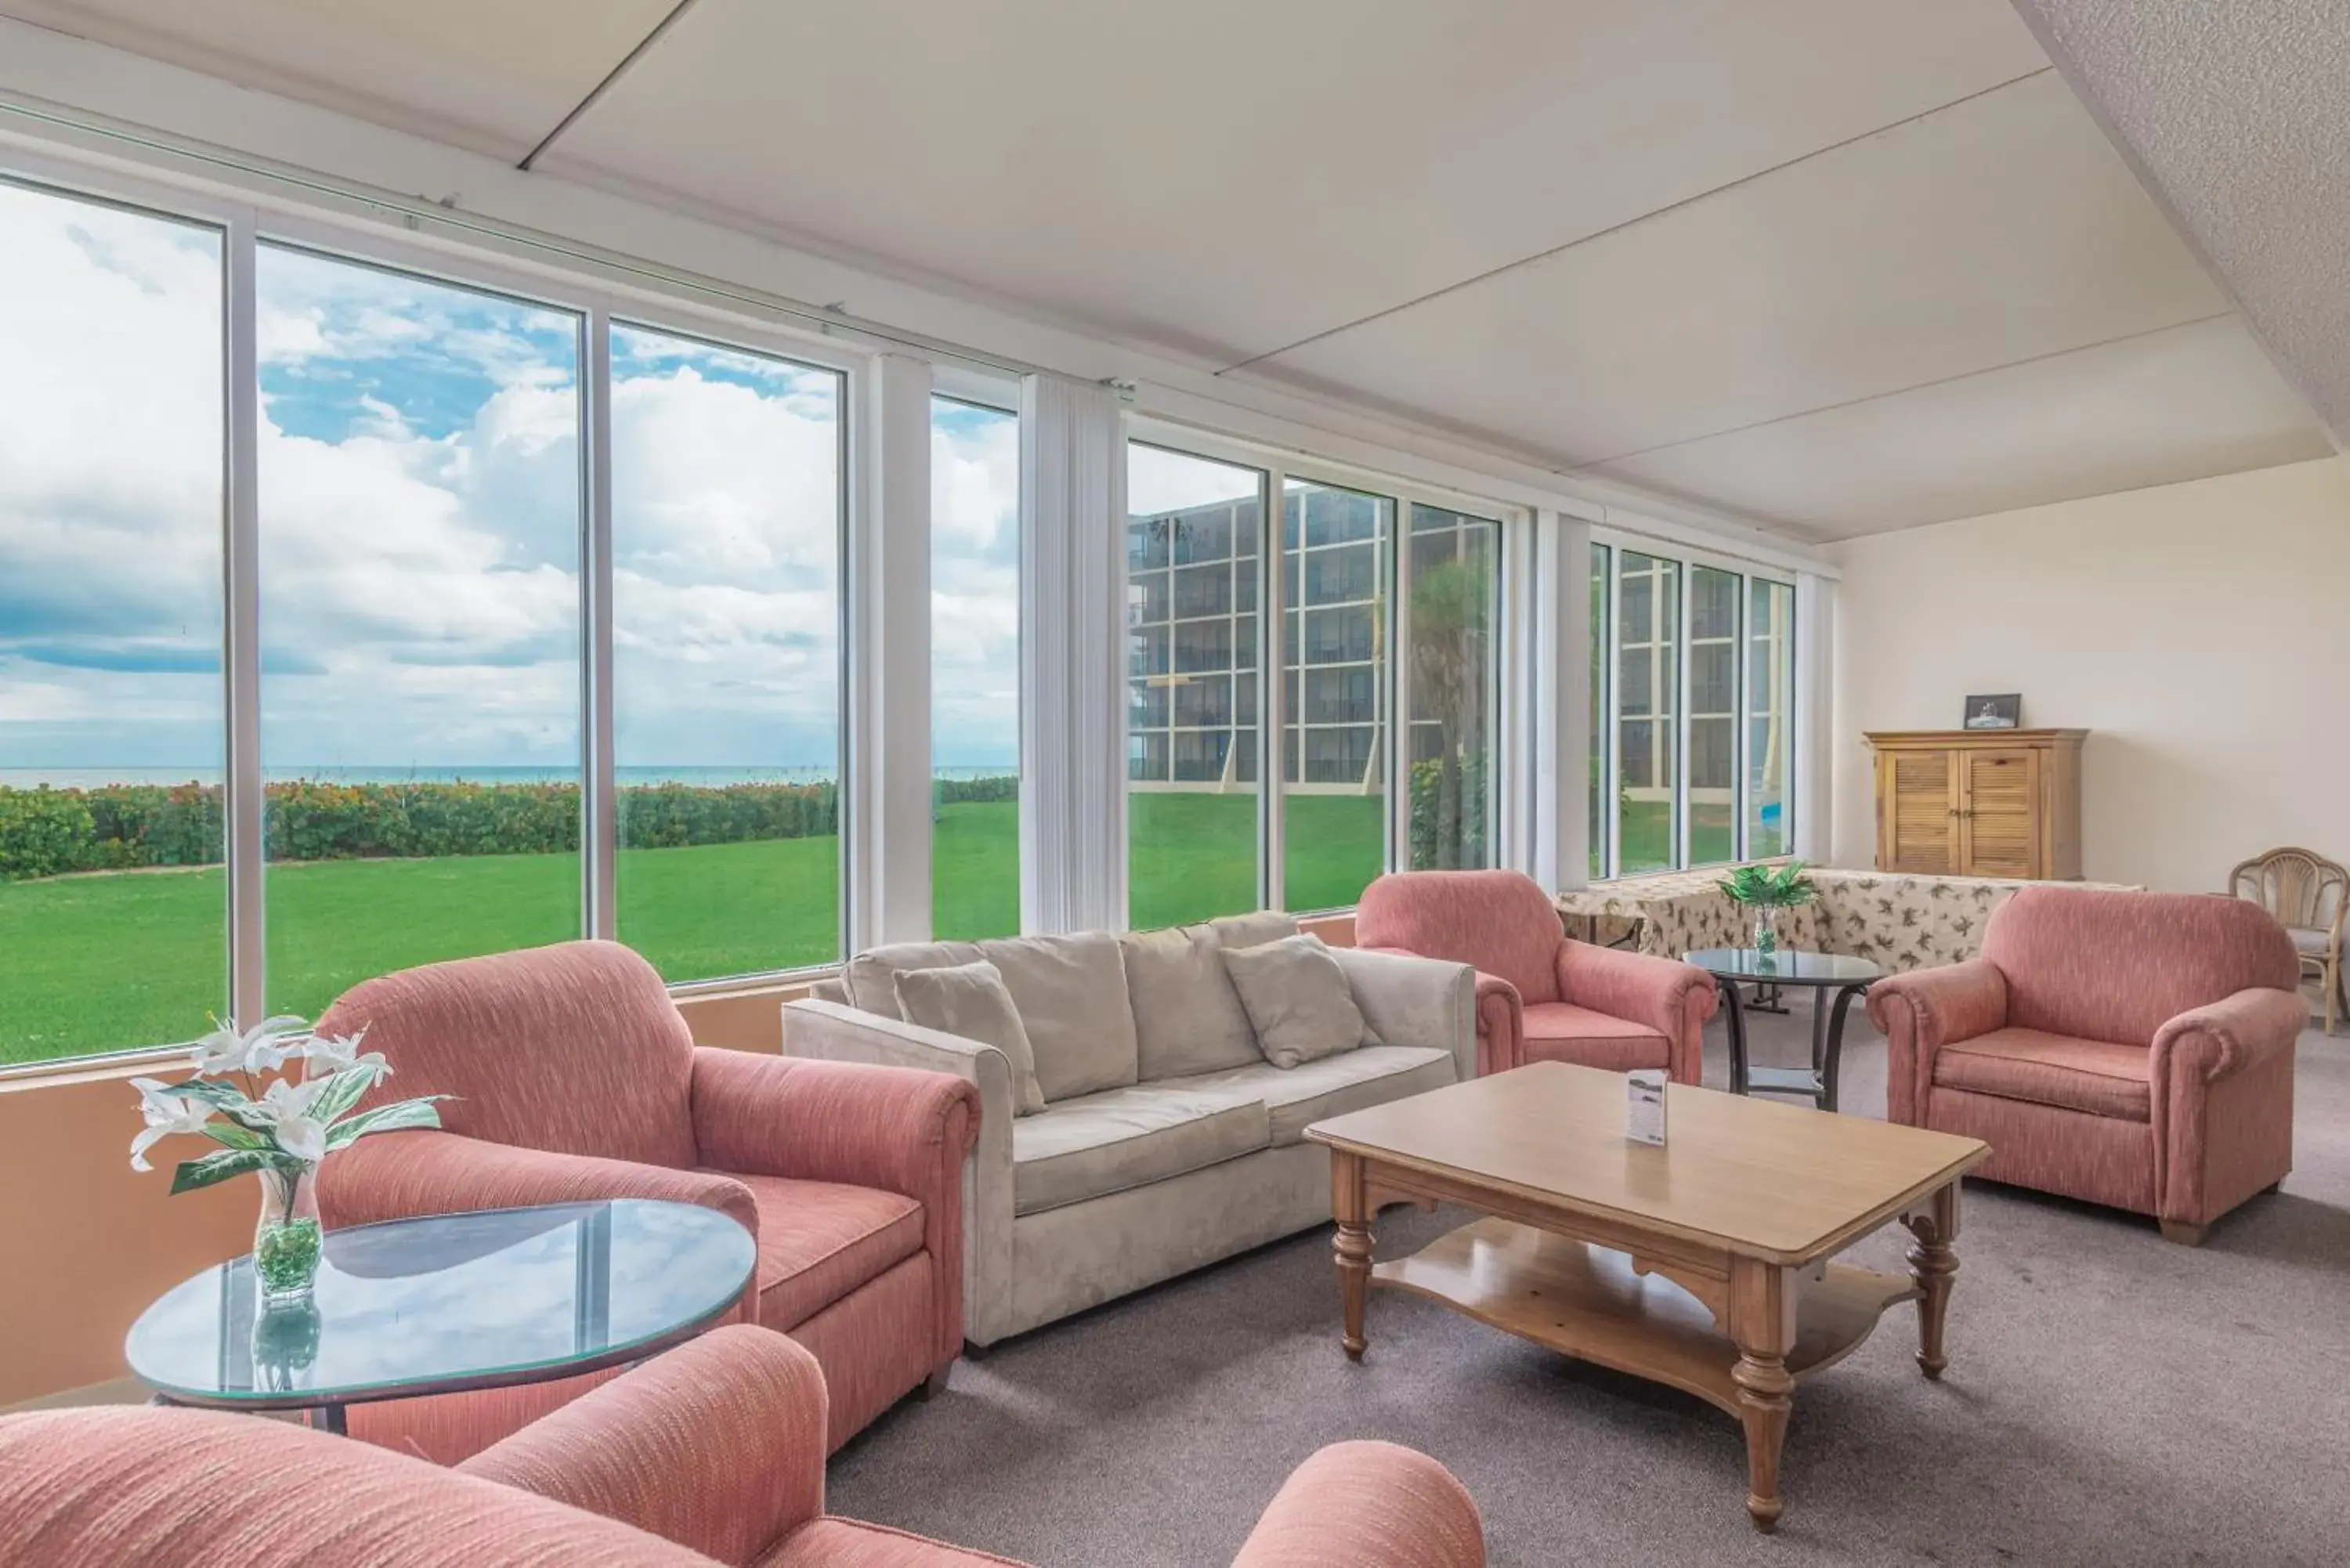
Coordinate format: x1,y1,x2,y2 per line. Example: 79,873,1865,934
1683,948,1885,1113
127,1198,755,1433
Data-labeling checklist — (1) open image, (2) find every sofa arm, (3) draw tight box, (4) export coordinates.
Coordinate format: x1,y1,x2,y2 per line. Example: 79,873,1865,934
1864,959,2008,1126
316,1130,759,1251
1362,945,1521,1076
1231,1441,1484,1568
1556,941,1718,1083
461,1324,825,1566
1328,948,1477,1081
2151,987,2309,1086
782,999,1017,1347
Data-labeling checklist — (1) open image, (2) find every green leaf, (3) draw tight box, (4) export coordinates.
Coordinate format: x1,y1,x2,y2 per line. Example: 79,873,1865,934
306,1063,378,1125
203,1121,268,1151
168,1147,279,1196
159,1078,247,1109
325,1097,445,1151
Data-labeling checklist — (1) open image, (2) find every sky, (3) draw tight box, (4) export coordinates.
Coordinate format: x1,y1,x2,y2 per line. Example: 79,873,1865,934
0,178,1021,780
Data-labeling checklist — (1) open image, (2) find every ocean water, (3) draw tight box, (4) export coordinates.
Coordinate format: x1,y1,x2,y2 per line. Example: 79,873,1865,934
0,764,1017,789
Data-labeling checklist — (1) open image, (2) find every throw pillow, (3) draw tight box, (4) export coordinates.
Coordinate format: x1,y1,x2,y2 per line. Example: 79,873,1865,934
1121,924,1264,1079
893,960,1047,1115
1220,934,1382,1069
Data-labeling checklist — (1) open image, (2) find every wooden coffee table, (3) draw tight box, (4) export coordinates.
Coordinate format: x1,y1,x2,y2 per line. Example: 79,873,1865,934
1304,1063,1990,1531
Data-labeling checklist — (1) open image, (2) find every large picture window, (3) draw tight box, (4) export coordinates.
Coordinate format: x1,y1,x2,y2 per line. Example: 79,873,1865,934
1593,541,1795,880
930,395,1019,941
1282,479,1390,912
609,324,844,981
0,181,226,1064
1126,438,1513,925
1126,444,1265,928
254,246,586,1016
1405,504,1499,873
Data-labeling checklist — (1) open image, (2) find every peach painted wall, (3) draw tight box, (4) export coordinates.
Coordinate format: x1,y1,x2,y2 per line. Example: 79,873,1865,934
1,918,1355,1404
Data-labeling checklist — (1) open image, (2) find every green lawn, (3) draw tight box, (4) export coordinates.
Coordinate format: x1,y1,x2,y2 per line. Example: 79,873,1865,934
0,794,1389,1066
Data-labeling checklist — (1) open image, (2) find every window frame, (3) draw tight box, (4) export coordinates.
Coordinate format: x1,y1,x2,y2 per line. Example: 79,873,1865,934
1124,421,1521,917
0,150,876,1071
1589,525,1796,883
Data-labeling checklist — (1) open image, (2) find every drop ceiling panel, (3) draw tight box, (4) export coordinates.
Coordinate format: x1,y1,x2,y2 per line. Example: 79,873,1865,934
1585,316,2332,537
0,0,678,160
1253,71,2229,465
539,0,2047,362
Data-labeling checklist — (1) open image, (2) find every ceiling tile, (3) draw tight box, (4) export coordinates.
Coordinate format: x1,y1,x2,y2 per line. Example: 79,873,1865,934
1251,71,2229,465
538,0,2047,361
0,0,677,161
1583,316,2332,537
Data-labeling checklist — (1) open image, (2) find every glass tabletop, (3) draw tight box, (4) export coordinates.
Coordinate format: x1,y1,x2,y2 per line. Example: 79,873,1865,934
1683,947,1885,985
127,1199,755,1410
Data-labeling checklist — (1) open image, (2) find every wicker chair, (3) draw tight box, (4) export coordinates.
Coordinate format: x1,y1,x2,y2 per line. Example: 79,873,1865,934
2229,847,2348,1035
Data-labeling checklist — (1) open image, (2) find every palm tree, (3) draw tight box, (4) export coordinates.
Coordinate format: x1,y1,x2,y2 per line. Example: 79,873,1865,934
1409,556,1488,869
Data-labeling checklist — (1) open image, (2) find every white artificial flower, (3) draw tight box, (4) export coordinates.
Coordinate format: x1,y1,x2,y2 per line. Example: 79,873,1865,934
129,1078,216,1172
189,1015,311,1077
302,1028,388,1084
255,1077,330,1165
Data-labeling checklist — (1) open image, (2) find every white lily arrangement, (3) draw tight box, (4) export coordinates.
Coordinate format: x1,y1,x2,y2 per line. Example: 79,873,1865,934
131,1015,446,1195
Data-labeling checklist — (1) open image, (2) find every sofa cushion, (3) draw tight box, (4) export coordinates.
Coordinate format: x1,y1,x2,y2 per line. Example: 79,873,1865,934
973,932,1139,1100
1210,910,1300,951
1519,1001,1671,1073
1932,1027,2152,1122
1170,1045,1455,1147
1222,934,1381,1068
1010,1082,1271,1216
727,1173,926,1331
2287,925,2337,958
1122,924,1267,1081
849,933,1139,1102
893,960,1046,1115
845,941,983,1017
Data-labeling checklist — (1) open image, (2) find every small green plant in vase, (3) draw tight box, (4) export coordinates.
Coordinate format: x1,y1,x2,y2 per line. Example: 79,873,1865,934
1718,861,1817,960
131,1017,446,1304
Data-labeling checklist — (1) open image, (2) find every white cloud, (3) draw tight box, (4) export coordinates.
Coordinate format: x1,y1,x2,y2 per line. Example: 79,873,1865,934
1128,443,1263,517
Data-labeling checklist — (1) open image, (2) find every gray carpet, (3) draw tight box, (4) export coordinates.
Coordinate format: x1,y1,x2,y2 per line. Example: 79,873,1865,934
829,1000,2350,1567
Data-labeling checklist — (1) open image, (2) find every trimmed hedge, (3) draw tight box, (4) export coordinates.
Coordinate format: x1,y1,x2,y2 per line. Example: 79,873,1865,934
0,779,891,882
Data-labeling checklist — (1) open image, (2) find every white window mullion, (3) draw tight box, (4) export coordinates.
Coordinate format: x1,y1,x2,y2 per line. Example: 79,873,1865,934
222,208,265,1027
581,309,616,940
1604,547,1623,881
1793,571,1831,862
1674,562,1693,871
848,352,935,951
1383,493,1409,878
1262,464,1289,912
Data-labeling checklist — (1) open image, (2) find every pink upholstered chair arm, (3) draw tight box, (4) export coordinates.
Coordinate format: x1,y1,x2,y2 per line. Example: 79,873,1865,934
461,1325,824,1567
1231,1440,1484,1568
1555,941,1717,1082
1363,946,1519,1075
1864,958,2009,1125
2149,987,2308,1085
692,1050,978,1365
317,1129,760,1241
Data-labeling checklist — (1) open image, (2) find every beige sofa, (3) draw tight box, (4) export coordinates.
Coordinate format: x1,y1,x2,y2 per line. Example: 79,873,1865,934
782,914,1475,1348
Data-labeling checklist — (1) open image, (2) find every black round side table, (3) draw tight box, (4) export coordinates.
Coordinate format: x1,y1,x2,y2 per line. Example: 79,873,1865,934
1684,948,1885,1113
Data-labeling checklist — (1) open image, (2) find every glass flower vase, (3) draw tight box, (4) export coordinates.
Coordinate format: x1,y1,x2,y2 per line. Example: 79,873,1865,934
1752,906,1781,959
253,1163,324,1306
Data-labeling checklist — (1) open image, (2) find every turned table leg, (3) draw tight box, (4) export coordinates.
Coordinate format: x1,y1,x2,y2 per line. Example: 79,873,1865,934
1728,1256,1799,1531
1904,1181,1961,1379
1331,1151,1372,1361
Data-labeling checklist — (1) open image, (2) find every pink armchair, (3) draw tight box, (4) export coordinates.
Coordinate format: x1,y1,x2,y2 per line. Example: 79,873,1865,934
313,940,979,1460
1867,887,2303,1245
0,1328,1484,1568
1356,869,1717,1081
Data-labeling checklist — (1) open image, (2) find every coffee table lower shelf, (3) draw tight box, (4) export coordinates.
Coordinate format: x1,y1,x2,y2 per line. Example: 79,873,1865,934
1372,1217,1918,1418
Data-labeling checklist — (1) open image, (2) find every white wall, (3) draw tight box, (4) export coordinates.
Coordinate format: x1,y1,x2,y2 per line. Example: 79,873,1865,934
1829,456,2350,891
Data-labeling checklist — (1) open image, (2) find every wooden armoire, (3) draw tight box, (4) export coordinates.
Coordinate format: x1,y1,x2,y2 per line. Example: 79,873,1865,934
1865,729,2086,880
